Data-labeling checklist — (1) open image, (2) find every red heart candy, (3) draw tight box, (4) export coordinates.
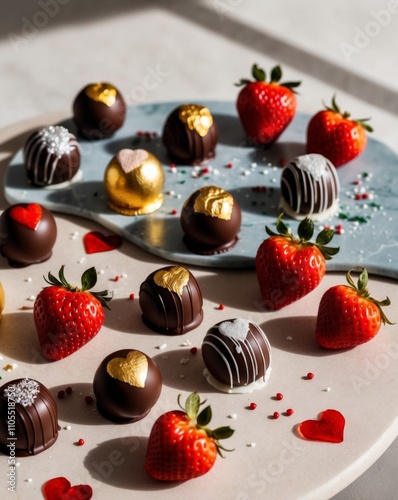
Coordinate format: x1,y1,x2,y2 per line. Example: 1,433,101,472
9,203,42,230
297,409,345,443
83,231,122,254
42,476,93,500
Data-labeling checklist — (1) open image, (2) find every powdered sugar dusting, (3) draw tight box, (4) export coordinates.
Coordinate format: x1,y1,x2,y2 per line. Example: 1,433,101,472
295,154,328,181
4,378,40,407
116,149,148,174
39,125,78,157
219,318,249,342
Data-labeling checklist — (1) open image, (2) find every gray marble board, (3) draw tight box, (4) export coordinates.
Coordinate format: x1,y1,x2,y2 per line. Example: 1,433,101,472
4,101,398,277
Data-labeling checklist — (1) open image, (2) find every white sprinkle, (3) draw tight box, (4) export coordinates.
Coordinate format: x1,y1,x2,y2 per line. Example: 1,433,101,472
247,442,256,447
286,336,293,341
243,170,251,176
12,363,17,369
176,194,181,199
167,190,175,196
27,295,36,301
180,358,189,365
78,257,86,264
324,387,331,392
98,269,105,275
251,162,257,168
64,425,72,430
228,413,237,419
262,169,269,175
271,177,277,183
180,339,192,346
26,478,33,483
156,343,167,350
121,273,128,278
25,277,32,283
213,168,220,176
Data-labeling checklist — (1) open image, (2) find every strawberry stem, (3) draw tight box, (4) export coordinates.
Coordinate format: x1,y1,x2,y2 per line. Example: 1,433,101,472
235,64,301,93
323,96,374,132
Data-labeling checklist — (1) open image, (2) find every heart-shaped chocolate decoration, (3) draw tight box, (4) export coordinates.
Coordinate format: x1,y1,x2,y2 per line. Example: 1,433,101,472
297,409,345,443
83,231,122,254
42,476,93,500
9,203,42,230
85,83,116,107
116,148,148,174
219,318,249,341
153,266,189,296
107,350,148,388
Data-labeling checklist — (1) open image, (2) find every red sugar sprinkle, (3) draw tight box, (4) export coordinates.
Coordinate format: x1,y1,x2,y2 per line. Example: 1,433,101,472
273,411,280,419
201,167,210,175
190,347,198,355
307,372,315,380
84,396,93,405
226,162,233,169
57,390,65,399
114,276,120,282
218,304,225,310
77,438,85,446
286,408,294,416
171,209,178,215
65,386,72,395
249,402,257,410
170,163,176,168
355,193,362,200
129,293,135,300
362,193,369,199
279,157,286,167
336,224,344,235
276,392,284,400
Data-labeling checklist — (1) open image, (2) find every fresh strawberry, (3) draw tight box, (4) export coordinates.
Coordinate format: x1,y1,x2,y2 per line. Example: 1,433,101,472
306,96,373,167
315,267,393,349
235,63,300,146
255,214,339,310
34,265,112,360
145,392,234,481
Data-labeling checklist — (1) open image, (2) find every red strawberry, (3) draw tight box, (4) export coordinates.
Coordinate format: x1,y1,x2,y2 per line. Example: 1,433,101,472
255,214,339,310
306,96,373,167
315,267,393,349
34,265,112,360
235,64,300,146
145,392,234,481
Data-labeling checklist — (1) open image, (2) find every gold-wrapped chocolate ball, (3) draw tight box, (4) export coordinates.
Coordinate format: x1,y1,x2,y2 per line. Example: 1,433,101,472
104,149,165,215
0,282,4,320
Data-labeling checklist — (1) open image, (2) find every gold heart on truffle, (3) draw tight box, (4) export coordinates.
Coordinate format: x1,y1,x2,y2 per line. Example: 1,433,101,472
85,83,117,107
106,351,148,388
154,266,189,296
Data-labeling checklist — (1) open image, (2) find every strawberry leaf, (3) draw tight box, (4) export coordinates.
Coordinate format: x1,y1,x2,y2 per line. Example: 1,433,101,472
316,229,335,246
211,426,235,440
297,217,314,241
270,65,282,83
252,63,266,82
81,267,98,291
197,405,212,427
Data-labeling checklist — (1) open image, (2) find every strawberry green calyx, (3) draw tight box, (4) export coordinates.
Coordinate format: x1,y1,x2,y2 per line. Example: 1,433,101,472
265,213,340,261
324,95,373,133
235,63,301,93
345,267,394,325
43,265,112,308
178,392,234,457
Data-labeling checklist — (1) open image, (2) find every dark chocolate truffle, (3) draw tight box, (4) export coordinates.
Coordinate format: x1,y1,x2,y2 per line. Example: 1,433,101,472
24,125,81,186
0,203,57,267
162,104,218,165
139,265,203,335
73,82,126,139
180,185,241,255
202,318,272,393
0,378,59,456
104,148,165,215
280,153,340,221
93,349,162,423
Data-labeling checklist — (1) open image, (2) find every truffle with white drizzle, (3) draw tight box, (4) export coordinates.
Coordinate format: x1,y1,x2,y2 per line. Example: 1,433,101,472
202,318,272,393
24,125,81,186
280,153,340,221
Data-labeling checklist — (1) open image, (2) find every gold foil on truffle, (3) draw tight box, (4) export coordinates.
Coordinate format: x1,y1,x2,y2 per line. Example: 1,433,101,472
107,351,148,388
153,266,189,296
85,83,117,107
178,105,213,137
104,149,165,215
193,186,234,220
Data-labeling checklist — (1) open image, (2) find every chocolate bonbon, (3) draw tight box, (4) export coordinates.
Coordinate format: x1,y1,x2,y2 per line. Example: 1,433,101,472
93,349,162,423
0,378,59,456
162,104,218,165
139,265,203,335
202,318,272,393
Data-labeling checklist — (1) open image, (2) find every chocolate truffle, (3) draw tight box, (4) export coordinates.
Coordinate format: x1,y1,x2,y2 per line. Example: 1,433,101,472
24,125,81,187
93,349,162,423
0,282,4,320
0,203,57,267
202,318,272,393
139,265,203,335
73,82,126,139
104,148,165,215
180,185,241,254
280,154,340,221
0,378,59,457
162,104,218,165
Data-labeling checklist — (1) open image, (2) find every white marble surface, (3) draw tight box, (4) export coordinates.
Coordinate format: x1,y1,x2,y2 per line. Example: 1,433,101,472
1,1,398,499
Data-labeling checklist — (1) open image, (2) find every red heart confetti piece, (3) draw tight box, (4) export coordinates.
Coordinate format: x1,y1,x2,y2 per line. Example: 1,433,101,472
9,203,42,230
42,476,93,500
297,409,345,443
83,231,122,254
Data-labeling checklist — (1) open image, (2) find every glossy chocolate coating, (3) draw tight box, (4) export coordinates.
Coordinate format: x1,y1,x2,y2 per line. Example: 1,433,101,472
73,82,126,139
280,153,340,221
139,265,203,335
24,125,81,186
162,104,218,165
180,187,241,255
0,378,59,457
93,349,162,423
202,318,272,392
0,203,57,267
